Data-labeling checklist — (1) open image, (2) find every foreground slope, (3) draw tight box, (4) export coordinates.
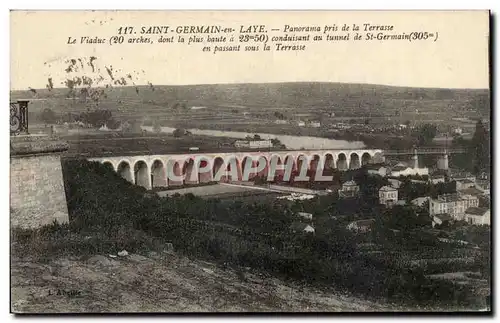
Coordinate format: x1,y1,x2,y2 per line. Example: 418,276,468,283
12,252,402,313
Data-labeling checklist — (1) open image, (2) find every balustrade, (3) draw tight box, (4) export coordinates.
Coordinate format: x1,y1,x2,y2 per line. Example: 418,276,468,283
10,100,29,135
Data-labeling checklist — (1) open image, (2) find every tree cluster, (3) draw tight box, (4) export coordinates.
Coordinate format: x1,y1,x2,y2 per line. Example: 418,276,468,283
449,120,490,175
39,108,120,129
414,123,438,146
173,128,192,138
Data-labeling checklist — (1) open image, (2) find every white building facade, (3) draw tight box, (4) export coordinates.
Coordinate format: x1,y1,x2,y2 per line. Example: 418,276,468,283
390,166,429,177
234,140,273,149
379,186,398,206
429,193,480,221
465,207,490,226
339,180,360,198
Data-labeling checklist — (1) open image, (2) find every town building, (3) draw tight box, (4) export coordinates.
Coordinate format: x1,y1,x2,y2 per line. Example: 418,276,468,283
429,174,446,184
309,121,321,128
390,164,429,177
234,139,273,149
449,170,476,183
99,124,110,131
366,164,389,177
464,207,490,226
297,212,313,221
476,179,491,196
478,172,490,181
330,122,350,130
276,193,315,201
289,222,315,234
346,219,375,233
338,180,360,198
275,119,288,125
429,193,479,221
388,151,429,177
432,214,453,228
387,178,402,189
460,193,480,209
456,179,476,191
379,186,398,206
297,121,306,127
459,187,485,198
411,196,430,207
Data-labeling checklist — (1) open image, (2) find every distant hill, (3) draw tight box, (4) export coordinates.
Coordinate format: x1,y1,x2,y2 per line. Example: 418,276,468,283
10,82,490,119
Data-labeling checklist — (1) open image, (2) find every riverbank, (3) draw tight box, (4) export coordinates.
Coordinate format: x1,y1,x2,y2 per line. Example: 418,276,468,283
140,125,366,150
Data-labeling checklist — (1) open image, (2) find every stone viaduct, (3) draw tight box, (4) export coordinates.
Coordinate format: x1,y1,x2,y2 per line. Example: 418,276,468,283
88,149,384,190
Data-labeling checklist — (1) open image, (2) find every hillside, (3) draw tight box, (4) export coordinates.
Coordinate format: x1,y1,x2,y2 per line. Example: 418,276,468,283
11,252,402,313
10,82,490,120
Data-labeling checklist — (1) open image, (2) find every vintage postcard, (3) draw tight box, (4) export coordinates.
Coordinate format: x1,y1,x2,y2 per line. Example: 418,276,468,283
10,10,491,313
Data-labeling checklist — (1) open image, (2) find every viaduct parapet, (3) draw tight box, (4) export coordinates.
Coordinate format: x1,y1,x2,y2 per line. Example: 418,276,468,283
89,149,384,190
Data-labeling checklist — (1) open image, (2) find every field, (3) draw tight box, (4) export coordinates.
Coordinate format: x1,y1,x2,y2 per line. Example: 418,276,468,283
158,183,278,197
157,183,289,205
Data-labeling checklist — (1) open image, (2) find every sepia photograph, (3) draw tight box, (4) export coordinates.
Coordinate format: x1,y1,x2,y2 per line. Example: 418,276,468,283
9,10,491,313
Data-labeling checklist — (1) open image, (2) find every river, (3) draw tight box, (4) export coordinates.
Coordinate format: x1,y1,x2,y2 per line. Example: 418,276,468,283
141,126,365,150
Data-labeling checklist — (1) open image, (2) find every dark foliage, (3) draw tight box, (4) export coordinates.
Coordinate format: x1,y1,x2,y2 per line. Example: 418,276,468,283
40,108,58,124
471,120,490,174
415,124,438,146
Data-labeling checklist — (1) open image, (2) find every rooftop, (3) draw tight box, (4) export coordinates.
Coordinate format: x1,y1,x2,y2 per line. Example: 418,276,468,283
430,169,448,176
290,222,314,231
465,207,489,216
393,162,407,168
450,170,475,178
434,193,461,203
460,193,479,200
458,187,484,196
388,178,402,186
343,180,357,186
476,179,490,188
380,185,397,192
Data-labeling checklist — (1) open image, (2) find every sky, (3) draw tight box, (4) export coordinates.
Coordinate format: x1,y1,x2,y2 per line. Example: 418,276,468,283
10,10,490,90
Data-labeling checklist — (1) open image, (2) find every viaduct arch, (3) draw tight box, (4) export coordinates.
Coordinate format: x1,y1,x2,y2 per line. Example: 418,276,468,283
88,149,383,190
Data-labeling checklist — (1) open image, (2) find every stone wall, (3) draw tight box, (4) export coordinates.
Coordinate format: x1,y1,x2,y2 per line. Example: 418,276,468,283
10,135,69,228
